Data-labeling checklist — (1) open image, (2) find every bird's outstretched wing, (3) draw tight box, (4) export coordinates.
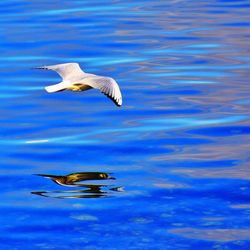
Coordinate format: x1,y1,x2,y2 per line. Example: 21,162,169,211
84,76,122,106
34,63,84,81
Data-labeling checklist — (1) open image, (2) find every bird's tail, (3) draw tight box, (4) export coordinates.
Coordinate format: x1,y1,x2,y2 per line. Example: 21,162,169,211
45,83,67,93
45,81,72,93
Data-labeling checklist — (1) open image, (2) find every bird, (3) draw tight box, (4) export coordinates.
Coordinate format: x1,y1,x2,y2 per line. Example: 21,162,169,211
34,62,122,106
35,172,115,187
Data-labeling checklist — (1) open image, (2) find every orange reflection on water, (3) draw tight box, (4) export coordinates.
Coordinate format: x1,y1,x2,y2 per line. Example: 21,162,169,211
32,171,123,199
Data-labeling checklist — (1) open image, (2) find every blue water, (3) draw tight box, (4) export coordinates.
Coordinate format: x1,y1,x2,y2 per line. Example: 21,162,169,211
1,0,250,249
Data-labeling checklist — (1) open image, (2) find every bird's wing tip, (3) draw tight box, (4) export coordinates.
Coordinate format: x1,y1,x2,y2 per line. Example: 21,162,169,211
32,66,49,70
116,98,122,107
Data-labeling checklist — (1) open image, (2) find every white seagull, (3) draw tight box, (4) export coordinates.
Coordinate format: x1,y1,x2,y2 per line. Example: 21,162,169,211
34,63,122,106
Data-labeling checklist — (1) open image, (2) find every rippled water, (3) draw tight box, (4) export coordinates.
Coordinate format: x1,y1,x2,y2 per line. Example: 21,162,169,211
1,0,250,249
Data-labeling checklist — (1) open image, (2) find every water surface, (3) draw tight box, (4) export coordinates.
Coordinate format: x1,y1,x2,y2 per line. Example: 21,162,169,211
1,0,250,249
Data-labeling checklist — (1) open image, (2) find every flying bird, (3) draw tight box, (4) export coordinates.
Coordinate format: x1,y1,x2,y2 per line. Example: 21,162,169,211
34,63,122,106
36,172,115,186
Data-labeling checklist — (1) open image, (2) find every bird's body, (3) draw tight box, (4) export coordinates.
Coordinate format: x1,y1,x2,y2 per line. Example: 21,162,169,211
67,83,92,92
34,63,122,106
36,172,115,187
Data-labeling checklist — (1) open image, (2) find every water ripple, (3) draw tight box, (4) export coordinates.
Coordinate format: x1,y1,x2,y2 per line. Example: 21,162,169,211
1,0,250,249
14,115,247,145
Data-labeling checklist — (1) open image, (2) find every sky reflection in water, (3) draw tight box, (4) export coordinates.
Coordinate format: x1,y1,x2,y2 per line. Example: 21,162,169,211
1,0,250,249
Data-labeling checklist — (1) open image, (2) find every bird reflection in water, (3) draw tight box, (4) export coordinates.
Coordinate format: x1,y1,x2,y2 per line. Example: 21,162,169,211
32,172,123,199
